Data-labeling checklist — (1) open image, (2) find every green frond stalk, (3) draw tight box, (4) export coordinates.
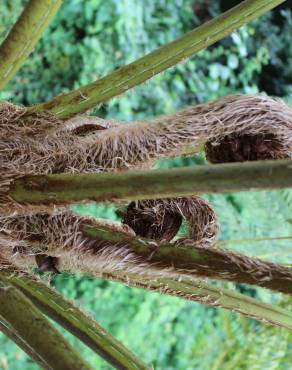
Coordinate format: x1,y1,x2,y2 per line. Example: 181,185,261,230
1,262,292,331
0,319,51,370
0,0,62,90
78,222,292,295
1,270,150,370
0,277,92,370
90,273,292,330
6,159,292,206
28,0,285,119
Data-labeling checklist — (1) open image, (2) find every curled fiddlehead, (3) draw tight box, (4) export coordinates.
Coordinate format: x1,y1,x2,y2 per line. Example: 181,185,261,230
0,195,219,275
121,196,218,247
1,93,292,280
1,94,292,177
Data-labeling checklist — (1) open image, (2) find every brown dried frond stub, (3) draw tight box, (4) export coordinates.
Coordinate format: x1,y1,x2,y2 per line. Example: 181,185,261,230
122,196,219,247
205,133,286,163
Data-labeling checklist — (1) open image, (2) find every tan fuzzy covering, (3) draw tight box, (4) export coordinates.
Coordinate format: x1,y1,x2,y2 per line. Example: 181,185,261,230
85,94,292,170
2,208,291,296
0,210,171,277
1,95,292,177
0,195,218,277
0,101,61,138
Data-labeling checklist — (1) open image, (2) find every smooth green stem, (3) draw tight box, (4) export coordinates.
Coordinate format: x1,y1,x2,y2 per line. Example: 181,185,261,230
7,160,292,205
0,318,51,370
0,0,62,90
2,271,150,370
28,0,285,119
91,273,292,330
0,277,92,370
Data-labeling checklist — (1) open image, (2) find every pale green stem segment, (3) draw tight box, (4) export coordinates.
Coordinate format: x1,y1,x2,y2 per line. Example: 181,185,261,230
2,265,291,331
0,318,51,370
28,0,285,119
8,159,292,205
0,0,63,90
103,274,292,330
218,236,292,246
0,277,93,370
1,271,150,370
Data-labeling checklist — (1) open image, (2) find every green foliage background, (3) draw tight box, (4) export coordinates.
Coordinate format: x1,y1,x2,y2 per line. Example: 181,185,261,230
0,1,291,369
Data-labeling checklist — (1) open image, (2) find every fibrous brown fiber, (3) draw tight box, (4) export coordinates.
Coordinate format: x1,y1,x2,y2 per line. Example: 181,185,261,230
0,101,61,137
